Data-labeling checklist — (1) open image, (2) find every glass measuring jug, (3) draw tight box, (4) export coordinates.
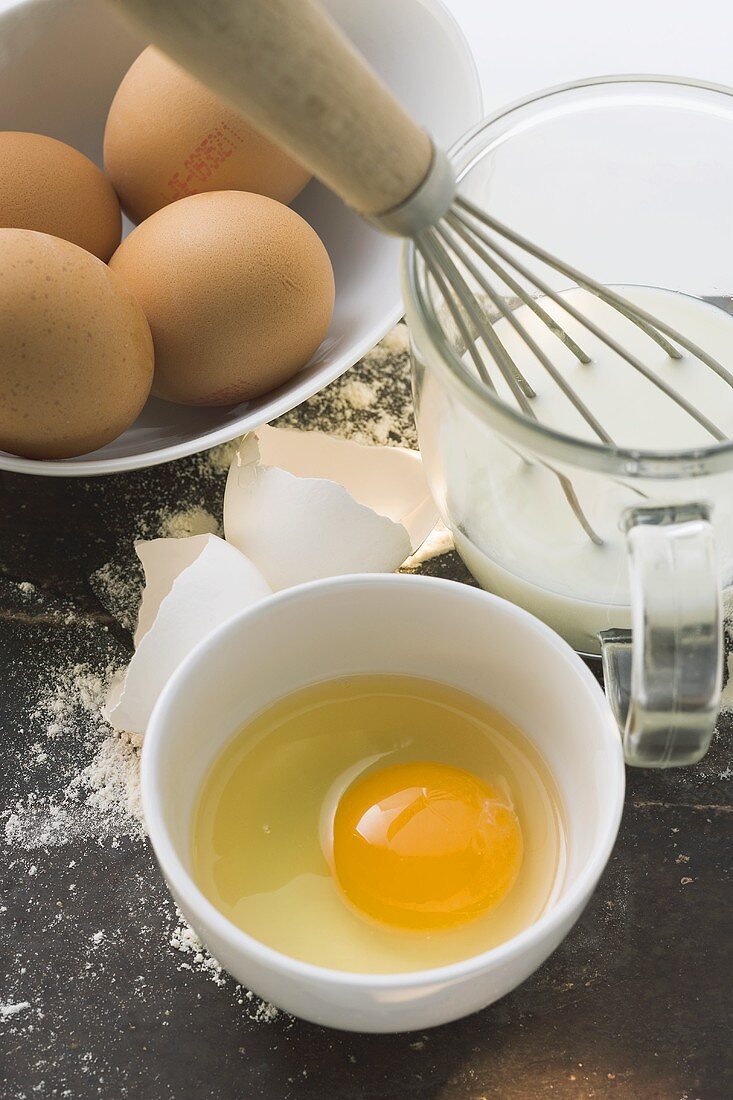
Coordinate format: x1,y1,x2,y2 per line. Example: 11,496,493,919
403,78,733,768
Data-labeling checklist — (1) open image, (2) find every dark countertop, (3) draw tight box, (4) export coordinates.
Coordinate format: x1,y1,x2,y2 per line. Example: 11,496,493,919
2,336,731,1099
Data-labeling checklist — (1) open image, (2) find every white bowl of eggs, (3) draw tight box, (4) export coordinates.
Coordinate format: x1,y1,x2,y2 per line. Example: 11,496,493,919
0,0,481,475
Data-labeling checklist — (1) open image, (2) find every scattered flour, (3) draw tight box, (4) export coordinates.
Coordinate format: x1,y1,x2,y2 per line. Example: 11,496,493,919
245,991,281,1024
3,662,143,850
194,436,245,475
340,379,376,410
169,911,227,987
157,505,221,540
89,559,142,633
278,321,417,448
169,909,281,1023
3,651,285,1026
66,729,143,826
379,324,410,354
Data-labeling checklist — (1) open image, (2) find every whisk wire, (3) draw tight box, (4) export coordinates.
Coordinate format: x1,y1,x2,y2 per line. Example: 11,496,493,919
420,229,604,545
452,201,729,442
435,223,537,398
423,233,536,417
455,196,684,359
419,235,496,391
437,221,614,445
418,187,733,544
444,213,591,366
457,195,733,391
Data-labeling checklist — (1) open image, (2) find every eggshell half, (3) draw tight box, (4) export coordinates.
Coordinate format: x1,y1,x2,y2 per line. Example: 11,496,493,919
256,426,438,551
224,427,438,589
104,534,271,735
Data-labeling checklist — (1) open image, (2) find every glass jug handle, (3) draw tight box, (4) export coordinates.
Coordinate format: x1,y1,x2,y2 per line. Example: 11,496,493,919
599,503,722,768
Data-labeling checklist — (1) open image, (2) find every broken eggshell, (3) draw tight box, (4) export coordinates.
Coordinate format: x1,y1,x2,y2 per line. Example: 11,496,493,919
105,429,438,735
104,534,271,735
223,426,438,590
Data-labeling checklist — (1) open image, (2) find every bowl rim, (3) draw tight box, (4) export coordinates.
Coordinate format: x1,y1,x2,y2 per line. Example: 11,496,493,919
1,308,404,478
142,572,625,991
0,0,482,478
403,73,733,480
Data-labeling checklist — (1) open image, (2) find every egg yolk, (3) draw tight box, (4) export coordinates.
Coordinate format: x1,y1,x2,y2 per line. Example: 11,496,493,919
331,761,523,931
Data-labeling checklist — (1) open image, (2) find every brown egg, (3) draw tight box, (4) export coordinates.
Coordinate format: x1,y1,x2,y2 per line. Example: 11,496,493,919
109,190,334,406
0,230,154,460
0,132,121,261
104,46,311,224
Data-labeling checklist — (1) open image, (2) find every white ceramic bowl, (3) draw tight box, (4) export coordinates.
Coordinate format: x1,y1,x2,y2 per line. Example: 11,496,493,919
143,574,624,1033
0,0,481,476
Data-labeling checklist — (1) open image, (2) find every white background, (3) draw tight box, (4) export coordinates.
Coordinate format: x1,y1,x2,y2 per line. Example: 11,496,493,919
445,0,733,111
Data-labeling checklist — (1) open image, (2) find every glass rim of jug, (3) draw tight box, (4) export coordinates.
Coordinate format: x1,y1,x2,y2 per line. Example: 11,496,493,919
403,74,733,481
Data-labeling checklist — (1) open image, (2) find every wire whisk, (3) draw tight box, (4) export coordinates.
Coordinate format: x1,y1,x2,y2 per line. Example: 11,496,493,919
415,195,733,541
106,0,733,544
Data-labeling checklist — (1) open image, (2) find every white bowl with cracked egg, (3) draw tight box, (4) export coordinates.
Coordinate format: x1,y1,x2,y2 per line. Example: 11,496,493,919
0,0,482,476
142,573,624,1032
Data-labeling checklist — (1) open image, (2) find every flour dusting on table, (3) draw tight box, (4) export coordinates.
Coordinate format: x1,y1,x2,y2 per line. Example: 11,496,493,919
3,660,141,849
1,324,451,1058
2,649,284,1028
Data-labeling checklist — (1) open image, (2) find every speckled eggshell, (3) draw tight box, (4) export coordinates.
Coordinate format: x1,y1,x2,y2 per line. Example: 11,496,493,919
104,46,311,224
109,190,335,406
0,230,154,460
0,132,122,261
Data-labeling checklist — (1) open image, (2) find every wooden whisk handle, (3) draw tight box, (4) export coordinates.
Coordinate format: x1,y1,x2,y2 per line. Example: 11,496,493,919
106,0,435,219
